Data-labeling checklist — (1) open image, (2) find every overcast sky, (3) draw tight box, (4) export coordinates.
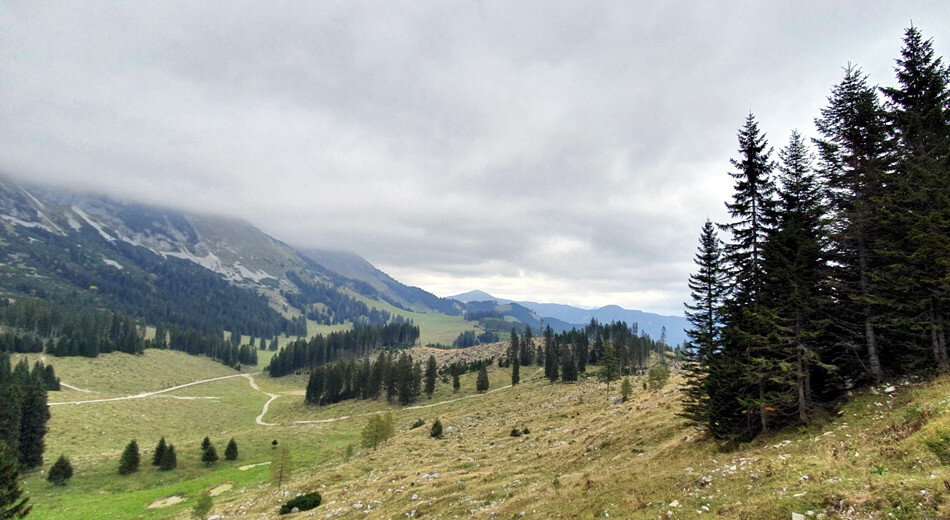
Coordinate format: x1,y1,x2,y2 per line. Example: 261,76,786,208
1,2,947,315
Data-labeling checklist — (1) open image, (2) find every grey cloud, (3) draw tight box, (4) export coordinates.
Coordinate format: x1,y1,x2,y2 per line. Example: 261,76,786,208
1,1,947,315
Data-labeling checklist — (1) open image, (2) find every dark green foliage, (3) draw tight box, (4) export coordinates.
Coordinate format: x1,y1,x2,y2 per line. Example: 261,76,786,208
118,439,140,475
15,360,49,469
160,444,177,471
522,427,530,435
679,220,726,425
201,444,218,466
278,492,322,515
0,441,29,518
46,454,73,486
598,341,620,398
430,418,443,439
152,437,167,466
475,365,489,393
511,354,520,386
224,438,238,461
452,372,460,392
268,323,420,377
201,437,211,451
410,418,425,429
688,27,950,442
424,355,437,398
509,428,521,437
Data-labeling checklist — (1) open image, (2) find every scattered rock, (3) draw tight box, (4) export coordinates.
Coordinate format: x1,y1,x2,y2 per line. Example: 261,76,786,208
147,495,185,509
792,513,806,520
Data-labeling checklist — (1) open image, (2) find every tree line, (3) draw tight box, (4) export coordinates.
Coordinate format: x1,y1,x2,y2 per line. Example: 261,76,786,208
266,322,420,377
681,27,950,441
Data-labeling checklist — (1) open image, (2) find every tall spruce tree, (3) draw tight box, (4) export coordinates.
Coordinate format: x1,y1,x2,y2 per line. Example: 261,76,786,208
511,352,520,386
814,64,891,383
716,113,779,438
879,27,950,372
680,220,727,426
224,438,238,461
160,444,177,471
424,355,437,399
475,365,489,393
599,341,620,399
16,366,49,469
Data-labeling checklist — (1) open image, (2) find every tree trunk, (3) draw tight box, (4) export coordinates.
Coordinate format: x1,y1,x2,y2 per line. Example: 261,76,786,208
935,313,948,371
859,237,883,383
759,380,767,432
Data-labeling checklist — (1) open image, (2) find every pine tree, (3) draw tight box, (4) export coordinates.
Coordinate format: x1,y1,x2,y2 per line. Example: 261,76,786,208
680,220,727,425
201,436,211,451
424,355,437,399
46,454,73,486
511,353,520,386
475,365,489,393
201,444,218,466
599,341,620,399
452,372,460,392
879,26,950,372
160,444,177,471
0,385,21,459
152,437,167,466
118,439,140,475
815,64,891,383
560,348,577,382
16,368,49,469
0,441,29,517
224,438,238,461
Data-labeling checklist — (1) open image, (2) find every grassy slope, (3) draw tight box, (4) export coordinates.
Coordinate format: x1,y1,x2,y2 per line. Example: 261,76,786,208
18,347,950,519
346,291,477,346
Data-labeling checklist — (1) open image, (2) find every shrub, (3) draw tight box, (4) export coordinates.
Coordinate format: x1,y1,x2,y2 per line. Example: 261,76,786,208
279,492,322,515
47,455,73,486
647,363,670,390
410,418,425,429
620,377,632,402
510,428,522,437
224,438,238,461
202,444,219,466
192,493,213,519
522,427,530,435
430,418,444,439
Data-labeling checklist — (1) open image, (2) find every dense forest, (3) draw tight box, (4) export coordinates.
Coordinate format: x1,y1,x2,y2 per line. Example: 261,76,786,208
681,27,950,441
283,271,392,326
266,322,420,377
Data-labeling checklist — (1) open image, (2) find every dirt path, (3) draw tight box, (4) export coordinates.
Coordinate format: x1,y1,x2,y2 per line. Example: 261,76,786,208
59,382,93,393
244,374,280,426
49,372,258,406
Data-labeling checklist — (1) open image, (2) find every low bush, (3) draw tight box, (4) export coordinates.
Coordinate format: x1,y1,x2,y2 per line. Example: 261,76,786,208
410,418,425,429
279,492,322,515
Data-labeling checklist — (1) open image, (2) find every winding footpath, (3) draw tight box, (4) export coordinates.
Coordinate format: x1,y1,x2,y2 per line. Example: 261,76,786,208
49,373,257,406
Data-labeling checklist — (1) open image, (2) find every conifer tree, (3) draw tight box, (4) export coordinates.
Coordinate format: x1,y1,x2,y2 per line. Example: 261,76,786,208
224,438,238,461
452,372,460,392
160,444,177,471
46,454,73,486
16,368,49,469
814,64,891,383
599,341,620,399
424,355,437,399
680,220,727,426
152,437,167,466
511,353,520,386
0,441,29,517
620,377,632,403
429,418,443,439
201,444,218,466
201,436,211,451
879,26,950,372
118,439,140,475
0,385,21,459
475,365,489,393
543,326,556,381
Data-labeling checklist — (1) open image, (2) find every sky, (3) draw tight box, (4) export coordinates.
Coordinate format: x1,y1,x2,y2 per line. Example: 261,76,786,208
1,2,947,315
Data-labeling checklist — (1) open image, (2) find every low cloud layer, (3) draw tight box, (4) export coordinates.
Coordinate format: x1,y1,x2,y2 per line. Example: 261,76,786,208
1,2,946,314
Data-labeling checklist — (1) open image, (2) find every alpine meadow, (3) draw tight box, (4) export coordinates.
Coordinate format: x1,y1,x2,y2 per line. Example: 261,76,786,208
0,3,949,519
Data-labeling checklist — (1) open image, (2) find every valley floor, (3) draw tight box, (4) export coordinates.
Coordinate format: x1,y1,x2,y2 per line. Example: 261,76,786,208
14,348,950,519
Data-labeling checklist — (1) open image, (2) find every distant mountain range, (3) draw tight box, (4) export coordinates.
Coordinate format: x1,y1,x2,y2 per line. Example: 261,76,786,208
0,175,687,346
448,290,689,346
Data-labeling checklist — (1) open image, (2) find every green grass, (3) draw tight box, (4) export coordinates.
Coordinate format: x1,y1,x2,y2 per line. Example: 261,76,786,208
346,290,477,345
